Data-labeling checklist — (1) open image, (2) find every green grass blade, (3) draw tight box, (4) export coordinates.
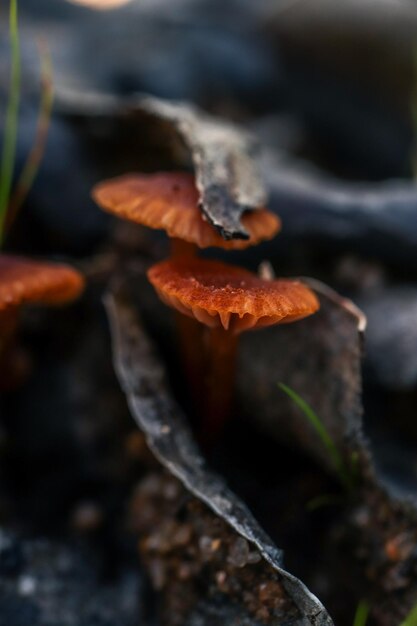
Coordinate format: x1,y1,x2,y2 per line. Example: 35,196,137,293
278,383,354,492
0,0,20,244
400,603,417,626
352,600,369,626
7,40,54,229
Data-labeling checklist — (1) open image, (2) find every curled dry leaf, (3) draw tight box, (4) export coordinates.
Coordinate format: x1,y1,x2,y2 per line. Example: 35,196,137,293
238,278,367,471
262,150,417,267
138,96,267,240
104,283,333,626
238,279,417,625
57,88,268,240
56,88,417,265
358,285,417,390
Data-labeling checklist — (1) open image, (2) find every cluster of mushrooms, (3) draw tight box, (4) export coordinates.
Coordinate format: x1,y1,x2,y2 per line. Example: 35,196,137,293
93,171,320,443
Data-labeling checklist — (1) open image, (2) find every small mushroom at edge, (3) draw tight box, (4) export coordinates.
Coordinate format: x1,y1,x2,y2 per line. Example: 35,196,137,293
0,255,85,389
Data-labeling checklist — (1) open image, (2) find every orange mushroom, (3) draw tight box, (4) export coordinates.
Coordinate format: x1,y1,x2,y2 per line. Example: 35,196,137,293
0,255,84,389
93,170,281,403
148,257,319,442
92,171,280,256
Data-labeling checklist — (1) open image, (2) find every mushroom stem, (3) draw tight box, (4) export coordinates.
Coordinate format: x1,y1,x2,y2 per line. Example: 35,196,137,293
0,309,18,347
171,238,197,258
175,311,206,415
0,308,26,391
201,326,238,444
170,238,201,413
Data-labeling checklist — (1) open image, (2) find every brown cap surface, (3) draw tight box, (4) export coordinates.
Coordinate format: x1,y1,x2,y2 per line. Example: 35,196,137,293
92,172,280,249
0,255,85,312
148,258,319,334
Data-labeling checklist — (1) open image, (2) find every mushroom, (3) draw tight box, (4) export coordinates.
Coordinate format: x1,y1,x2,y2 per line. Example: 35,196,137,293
147,257,319,443
92,171,280,257
92,171,281,404
0,254,85,389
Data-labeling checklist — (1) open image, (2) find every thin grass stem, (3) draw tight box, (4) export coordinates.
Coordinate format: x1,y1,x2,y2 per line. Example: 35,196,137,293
278,382,355,493
352,600,369,626
7,40,54,230
0,0,20,244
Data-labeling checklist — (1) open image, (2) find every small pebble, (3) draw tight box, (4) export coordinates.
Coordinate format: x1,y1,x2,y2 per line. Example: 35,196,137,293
384,532,415,562
247,550,262,564
125,431,147,459
215,570,227,592
71,502,103,533
18,576,36,596
255,606,270,622
227,537,249,568
171,524,192,547
178,563,193,580
149,558,166,590
162,480,181,501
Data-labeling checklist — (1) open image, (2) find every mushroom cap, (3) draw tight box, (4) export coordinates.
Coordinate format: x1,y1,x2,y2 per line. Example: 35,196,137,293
147,258,319,334
0,255,85,312
92,172,280,249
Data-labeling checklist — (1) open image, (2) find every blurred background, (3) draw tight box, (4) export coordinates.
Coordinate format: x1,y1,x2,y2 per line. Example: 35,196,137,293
4,0,416,451
1,1,417,625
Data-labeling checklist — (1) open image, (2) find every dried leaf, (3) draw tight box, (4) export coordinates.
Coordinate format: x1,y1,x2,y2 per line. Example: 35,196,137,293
238,280,417,624
104,283,333,626
57,89,267,240
238,279,367,473
263,151,417,267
